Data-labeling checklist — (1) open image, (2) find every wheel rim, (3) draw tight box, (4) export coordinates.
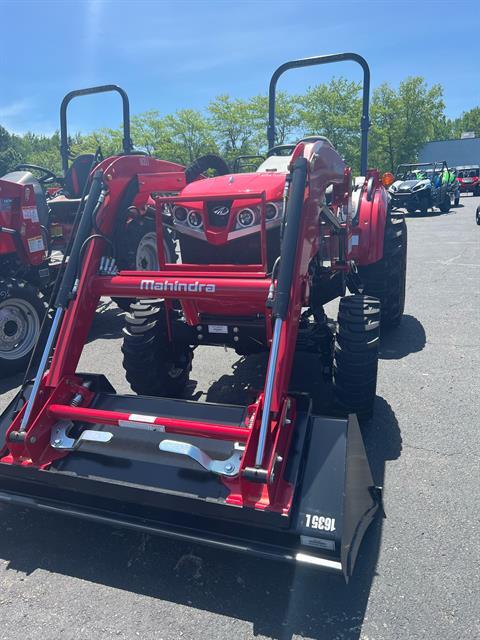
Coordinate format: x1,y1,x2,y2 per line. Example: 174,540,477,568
136,232,160,270
0,298,41,360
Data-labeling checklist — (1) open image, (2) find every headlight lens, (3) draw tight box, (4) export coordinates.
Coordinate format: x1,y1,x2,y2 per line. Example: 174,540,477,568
187,210,203,228
266,202,279,220
173,206,188,222
412,183,426,191
237,208,255,227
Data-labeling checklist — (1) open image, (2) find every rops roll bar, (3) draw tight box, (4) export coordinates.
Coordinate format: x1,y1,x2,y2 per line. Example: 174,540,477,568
60,85,133,175
267,53,371,176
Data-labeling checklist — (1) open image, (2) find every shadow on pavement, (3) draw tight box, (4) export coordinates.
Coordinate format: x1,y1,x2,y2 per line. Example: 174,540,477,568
380,314,426,360
87,300,126,342
0,348,402,640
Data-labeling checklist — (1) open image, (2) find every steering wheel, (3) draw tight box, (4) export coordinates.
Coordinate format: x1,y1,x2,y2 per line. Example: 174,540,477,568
13,164,59,185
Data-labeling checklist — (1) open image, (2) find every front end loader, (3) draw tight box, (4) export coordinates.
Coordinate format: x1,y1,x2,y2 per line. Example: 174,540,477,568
0,53,407,580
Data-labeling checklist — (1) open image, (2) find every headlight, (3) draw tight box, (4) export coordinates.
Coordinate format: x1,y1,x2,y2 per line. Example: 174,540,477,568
412,183,426,191
265,201,281,220
173,206,188,222
237,208,256,227
187,210,203,228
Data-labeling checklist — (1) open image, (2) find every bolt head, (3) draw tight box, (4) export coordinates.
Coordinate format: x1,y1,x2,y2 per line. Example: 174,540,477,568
29,436,37,444
54,438,61,445
224,463,234,473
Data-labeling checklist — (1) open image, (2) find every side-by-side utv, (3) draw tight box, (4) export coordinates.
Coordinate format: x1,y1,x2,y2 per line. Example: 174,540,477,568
0,53,407,580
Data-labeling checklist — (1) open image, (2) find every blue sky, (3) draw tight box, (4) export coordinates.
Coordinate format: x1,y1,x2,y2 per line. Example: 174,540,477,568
0,0,478,136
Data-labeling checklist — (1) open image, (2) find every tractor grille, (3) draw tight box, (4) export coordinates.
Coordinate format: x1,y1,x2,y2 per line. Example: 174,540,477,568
207,200,232,228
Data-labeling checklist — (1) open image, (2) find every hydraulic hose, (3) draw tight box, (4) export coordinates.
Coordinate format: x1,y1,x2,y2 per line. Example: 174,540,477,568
55,170,104,309
273,158,308,320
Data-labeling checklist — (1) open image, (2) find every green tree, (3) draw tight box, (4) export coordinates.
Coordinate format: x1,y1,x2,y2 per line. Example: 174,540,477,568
249,91,301,149
370,83,402,172
159,109,218,164
369,77,447,172
298,77,363,171
208,95,259,162
452,107,480,138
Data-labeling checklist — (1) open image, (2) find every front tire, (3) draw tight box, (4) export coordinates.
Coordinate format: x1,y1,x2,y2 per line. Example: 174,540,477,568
121,300,193,397
357,215,407,329
476,206,480,225
333,295,380,420
0,279,48,377
115,217,176,311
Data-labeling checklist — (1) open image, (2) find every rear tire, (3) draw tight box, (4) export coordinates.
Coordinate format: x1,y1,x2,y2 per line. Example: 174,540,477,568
333,295,380,420
454,195,460,207
121,300,193,397
439,194,450,213
357,215,407,329
0,279,48,378
476,206,480,225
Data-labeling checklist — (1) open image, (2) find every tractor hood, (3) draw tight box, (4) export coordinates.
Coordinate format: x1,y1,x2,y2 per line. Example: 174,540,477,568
183,171,286,201
390,178,430,194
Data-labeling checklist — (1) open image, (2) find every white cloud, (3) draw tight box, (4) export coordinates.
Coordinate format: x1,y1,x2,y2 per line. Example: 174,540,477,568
0,99,31,119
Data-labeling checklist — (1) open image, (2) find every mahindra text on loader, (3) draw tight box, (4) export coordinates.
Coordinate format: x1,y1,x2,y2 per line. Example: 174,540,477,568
0,53,407,580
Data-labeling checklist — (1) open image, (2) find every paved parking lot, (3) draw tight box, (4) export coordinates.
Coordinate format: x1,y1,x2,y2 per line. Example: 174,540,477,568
0,196,478,640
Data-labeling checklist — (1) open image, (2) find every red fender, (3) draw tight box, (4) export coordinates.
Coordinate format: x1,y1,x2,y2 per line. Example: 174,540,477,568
347,170,389,266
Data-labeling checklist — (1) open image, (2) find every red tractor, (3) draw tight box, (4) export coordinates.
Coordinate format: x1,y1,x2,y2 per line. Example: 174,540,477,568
0,53,406,580
0,86,183,375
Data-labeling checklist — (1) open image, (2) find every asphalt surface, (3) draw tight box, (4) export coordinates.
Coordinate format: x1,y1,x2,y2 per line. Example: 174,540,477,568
0,196,479,640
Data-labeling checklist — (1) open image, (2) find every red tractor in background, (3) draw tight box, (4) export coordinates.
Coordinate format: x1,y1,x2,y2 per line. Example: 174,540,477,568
0,86,186,376
0,53,407,579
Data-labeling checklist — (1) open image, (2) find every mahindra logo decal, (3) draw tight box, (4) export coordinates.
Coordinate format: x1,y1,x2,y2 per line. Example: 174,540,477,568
140,279,216,293
213,205,230,216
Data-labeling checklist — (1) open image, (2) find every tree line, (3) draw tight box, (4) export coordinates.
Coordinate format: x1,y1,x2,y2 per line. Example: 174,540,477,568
1,76,479,177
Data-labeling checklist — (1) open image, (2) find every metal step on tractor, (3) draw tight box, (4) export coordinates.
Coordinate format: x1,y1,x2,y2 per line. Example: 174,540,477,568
0,53,407,580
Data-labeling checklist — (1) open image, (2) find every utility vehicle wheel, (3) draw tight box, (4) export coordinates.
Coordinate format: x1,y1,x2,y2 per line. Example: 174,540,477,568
122,300,193,397
454,195,460,207
114,217,176,311
356,215,407,329
0,279,48,377
439,194,450,213
333,295,380,420
476,206,480,225
419,197,429,215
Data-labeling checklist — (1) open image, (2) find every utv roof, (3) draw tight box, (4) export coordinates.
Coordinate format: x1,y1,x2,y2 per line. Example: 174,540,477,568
456,164,480,170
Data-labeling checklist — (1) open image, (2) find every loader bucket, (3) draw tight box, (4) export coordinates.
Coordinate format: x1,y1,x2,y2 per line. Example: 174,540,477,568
0,385,379,580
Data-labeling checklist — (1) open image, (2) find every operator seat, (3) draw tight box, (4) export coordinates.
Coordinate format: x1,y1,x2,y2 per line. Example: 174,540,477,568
62,154,95,198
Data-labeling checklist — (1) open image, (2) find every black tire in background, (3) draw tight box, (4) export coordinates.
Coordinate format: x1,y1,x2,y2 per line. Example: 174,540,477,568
476,206,480,225
333,295,380,420
121,300,193,397
0,279,49,378
114,216,176,312
356,215,407,330
419,197,429,215
439,193,451,213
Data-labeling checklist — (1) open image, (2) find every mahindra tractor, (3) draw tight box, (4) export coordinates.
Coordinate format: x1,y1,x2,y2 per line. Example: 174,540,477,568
0,53,407,580
456,165,480,195
0,85,188,376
